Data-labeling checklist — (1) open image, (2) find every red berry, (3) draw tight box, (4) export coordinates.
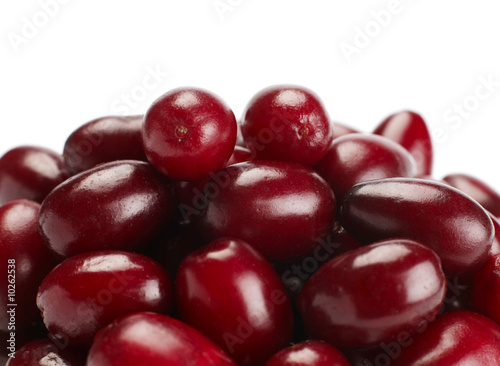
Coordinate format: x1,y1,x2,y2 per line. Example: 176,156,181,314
37,250,174,349
393,311,500,365
340,178,494,279
265,340,350,366
0,146,69,204
63,115,147,175
86,312,237,365
197,161,336,262
176,238,293,365
142,87,237,180
298,239,446,349
241,85,333,166
443,173,500,218
373,111,433,176
38,160,175,258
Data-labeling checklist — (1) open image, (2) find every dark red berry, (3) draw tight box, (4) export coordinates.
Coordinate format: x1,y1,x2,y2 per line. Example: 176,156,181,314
63,115,147,175
340,178,494,279
241,85,333,166
298,238,446,349
176,238,293,365
86,312,237,365
373,111,433,176
37,250,174,349
0,146,69,204
38,160,175,258
198,161,336,262
142,87,237,180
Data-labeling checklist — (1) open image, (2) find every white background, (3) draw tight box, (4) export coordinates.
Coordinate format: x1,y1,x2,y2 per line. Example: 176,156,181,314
1,0,499,189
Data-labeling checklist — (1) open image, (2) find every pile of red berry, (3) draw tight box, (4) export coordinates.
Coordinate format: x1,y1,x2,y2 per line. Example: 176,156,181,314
1,85,500,365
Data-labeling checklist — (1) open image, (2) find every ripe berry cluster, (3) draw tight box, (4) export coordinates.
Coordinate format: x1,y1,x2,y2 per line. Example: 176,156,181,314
1,85,500,365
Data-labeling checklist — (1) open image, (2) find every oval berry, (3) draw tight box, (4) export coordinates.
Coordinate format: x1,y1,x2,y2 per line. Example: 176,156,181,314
264,340,350,366
87,312,237,366
0,146,69,204
315,134,416,201
373,111,433,176
443,173,500,218
142,87,237,180
298,239,446,349
38,160,175,258
241,85,333,166
197,161,336,262
393,311,500,365
0,199,58,331
340,178,494,279
176,238,293,365
63,115,147,175
36,250,173,349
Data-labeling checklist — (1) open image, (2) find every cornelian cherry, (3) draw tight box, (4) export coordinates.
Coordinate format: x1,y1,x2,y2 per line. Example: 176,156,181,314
241,85,333,166
142,87,237,180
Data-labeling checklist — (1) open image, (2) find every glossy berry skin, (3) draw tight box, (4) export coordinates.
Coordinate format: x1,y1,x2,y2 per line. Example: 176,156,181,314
63,115,147,175
443,173,500,217
0,146,69,204
241,85,333,166
264,340,350,366
315,134,416,201
0,200,58,331
298,239,446,349
6,339,85,366
36,250,173,349
373,110,433,176
340,178,494,279
471,253,500,323
176,238,293,365
38,160,175,258
393,311,500,365
87,312,237,366
198,161,336,262
142,87,237,180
